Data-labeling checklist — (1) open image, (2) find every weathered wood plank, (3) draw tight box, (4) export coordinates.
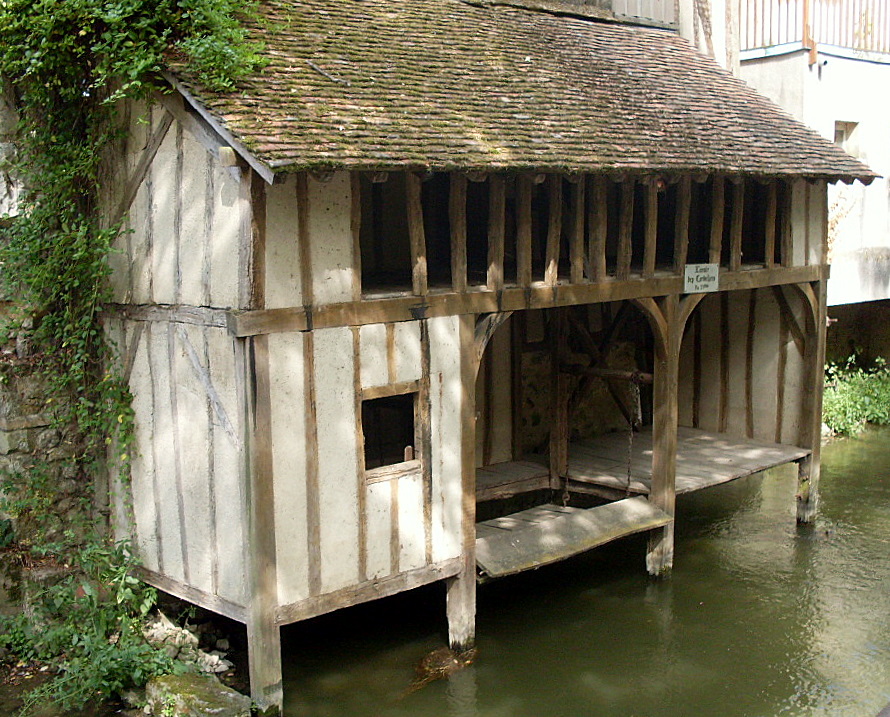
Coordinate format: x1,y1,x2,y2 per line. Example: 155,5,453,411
765,181,777,268
227,265,825,336
476,497,671,579
729,181,744,272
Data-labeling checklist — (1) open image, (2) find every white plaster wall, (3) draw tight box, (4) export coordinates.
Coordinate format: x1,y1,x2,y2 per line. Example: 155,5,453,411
309,172,355,305
428,315,463,564
265,175,303,309
741,50,890,305
111,102,243,310
269,332,309,605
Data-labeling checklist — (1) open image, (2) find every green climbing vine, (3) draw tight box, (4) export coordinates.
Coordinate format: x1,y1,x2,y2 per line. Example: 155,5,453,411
0,0,265,710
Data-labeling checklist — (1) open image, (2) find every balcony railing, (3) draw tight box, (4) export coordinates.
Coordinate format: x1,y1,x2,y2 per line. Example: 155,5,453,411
742,0,890,54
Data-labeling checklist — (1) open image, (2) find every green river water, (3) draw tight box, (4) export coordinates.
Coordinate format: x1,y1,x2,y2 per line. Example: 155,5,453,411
280,427,890,717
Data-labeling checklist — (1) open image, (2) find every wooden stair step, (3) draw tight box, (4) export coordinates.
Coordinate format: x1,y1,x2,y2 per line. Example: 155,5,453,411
475,496,672,580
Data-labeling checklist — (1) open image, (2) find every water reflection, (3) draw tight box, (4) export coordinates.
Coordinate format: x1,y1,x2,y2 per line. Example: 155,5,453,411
282,428,890,716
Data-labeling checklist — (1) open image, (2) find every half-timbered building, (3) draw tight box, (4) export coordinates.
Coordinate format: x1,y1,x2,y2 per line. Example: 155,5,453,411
102,0,875,711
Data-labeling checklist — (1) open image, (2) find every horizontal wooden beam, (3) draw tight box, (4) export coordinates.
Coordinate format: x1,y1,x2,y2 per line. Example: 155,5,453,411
360,379,420,401
104,304,230,328
226,265,825,336
274,557,462,626
135,567,247,623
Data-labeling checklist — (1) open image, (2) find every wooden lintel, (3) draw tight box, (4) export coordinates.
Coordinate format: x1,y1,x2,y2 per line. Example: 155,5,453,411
487,175,506,291
360,379,421,401
545,176,563,286
673,176,691,273
729,181,744,272
227,265,824,337
643,181,658,278
589,176,608,281
275,558,463,626
617,180,634,280
570,177,586,284
406,173,428,296
450,173,468,292
709,177,725,265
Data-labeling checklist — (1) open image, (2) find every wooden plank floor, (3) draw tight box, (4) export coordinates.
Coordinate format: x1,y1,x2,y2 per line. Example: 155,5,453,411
567,426,810,497
476,459,549,501
475,497,672,579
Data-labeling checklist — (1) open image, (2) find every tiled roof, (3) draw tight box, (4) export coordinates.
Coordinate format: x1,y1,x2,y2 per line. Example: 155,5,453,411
169,0,876,183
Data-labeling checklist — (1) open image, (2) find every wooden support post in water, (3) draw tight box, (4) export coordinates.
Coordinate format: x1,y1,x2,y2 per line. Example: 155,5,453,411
549,309,569,492
797,276,828,523
447,314,477,652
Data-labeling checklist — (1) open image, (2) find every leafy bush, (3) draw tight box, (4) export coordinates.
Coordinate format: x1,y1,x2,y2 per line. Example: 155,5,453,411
0,539,175,715
822,357,890,435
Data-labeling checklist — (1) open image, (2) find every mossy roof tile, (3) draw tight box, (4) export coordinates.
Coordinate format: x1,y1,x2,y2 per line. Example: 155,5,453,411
170,0,875,183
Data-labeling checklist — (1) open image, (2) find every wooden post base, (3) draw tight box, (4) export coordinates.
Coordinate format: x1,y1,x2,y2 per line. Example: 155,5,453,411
247,617,284,716
796,455,819,524
646,523,674,576
446,558,476,652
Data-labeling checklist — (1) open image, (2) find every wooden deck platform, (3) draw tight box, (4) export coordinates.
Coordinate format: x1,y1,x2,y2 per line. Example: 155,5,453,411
566,426,810,498
473,428,809,579
475,497,672,579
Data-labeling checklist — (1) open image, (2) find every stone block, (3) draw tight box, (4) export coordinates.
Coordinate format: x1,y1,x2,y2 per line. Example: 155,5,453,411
145,674,251,717
0,428,27,455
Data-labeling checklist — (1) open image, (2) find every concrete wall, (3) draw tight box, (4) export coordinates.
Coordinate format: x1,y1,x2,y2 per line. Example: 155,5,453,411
741,49,890,305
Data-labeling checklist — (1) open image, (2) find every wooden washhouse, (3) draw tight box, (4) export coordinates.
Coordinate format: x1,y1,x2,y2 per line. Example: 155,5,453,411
100,0,875,711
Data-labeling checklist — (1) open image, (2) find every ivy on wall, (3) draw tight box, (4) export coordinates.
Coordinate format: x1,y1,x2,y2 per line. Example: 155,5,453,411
0,1,264,710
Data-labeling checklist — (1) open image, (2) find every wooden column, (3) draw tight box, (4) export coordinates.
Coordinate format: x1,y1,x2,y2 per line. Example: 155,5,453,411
764,181,777,268
545,176,563,286
569,177,586,284
637,293,702,574
450,173,468,292
487,175,506,291
589,176,607,281
238,335,283,713
549,308,569,491
709,176,725,265
797,277,827,523
643,181,658,278
617,179,634,280
406,172,428,296
729,180,744,271
673,176,691,273
447,313,477,652
516,175,533,287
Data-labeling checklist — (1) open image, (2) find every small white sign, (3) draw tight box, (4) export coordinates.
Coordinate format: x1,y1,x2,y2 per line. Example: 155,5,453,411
684,263,719,293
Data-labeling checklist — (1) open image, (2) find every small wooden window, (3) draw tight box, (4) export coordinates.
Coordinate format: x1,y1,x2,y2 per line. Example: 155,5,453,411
362,392,416,470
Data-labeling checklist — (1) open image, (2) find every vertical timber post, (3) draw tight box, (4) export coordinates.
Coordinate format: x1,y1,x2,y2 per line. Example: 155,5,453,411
237,336,283,715
447,313,477,652
797,275,828,523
